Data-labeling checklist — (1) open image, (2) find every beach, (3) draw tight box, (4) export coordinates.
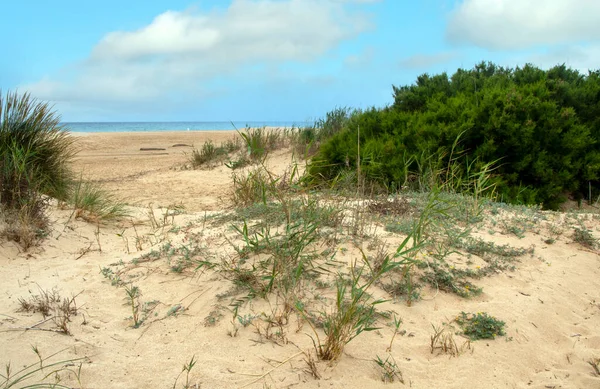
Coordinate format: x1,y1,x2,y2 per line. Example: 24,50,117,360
1,130,599,389
72,131,240,211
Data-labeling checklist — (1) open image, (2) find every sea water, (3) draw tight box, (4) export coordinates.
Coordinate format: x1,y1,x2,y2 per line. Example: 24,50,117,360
62,121,310,133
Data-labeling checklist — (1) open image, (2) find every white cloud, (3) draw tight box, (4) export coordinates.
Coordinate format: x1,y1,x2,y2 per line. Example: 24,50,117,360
399,52,458,69
447,0,600,50
23,0,372,106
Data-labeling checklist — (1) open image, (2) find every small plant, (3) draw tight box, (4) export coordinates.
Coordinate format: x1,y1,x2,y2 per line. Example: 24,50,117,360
68,179,129,222
573,227,598,249
430,323,470,357
17,288,78,335
373,355,403,383
302,350,321,380
237,313,258,327
387,315,402,352
455,311,505,340
189,140,228,168
1,346,87,389
299,235,418,361
172,355,198,389
230,168,271,207
100,267,123,287
421,261,482,298
203,308,224,327
589,357,600,376
123,284,142,328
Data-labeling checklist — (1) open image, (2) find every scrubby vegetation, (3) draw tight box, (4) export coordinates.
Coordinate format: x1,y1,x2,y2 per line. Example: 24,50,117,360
309,62,600,209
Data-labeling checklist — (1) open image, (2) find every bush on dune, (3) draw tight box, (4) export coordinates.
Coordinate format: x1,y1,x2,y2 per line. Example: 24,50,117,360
1,91,75,204
0,91,75,246
308,62,600,209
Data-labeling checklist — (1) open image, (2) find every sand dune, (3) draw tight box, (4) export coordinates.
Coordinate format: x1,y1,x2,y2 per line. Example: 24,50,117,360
1,131,599,389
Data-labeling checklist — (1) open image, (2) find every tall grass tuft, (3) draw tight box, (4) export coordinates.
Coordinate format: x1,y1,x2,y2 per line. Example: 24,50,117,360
0,91,75,246
68,179,129,222
0,91,75,205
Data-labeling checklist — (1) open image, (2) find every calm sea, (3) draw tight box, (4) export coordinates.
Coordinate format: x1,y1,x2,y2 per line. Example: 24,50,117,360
62,121,310,133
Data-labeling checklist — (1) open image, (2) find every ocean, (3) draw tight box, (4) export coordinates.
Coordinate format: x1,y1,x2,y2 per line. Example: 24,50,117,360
61,121,310,133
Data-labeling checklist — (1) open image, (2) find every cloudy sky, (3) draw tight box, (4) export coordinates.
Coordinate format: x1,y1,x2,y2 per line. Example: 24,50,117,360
2,0,599,122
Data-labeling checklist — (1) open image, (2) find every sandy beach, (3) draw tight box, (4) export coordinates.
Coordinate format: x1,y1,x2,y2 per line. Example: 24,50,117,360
1,131,599,389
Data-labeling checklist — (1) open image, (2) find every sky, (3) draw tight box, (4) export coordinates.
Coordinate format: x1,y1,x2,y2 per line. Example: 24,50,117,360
1,0,599,122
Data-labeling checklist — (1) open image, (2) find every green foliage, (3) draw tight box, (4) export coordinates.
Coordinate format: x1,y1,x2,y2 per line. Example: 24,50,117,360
572,227,598,249
1,91,75,207
421,261,482,298
123,284,142,328
69,179,129,221
373,355,404,383
0,91,75,247
237,126,283,162
455,311,506,340
309,63,600,209
1,346,86,389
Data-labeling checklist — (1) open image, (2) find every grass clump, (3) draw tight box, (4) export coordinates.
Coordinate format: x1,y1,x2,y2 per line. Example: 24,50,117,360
189,140,228,168
172,355,199,389
0,91,75,205
17,287,78,335
430,323,471,357
572,227,598,249
298,234,419,361
455,311,505,340
68,179,129,222
373,355,403,383
1,346,87,389
421,261,482,298
1,91,75,247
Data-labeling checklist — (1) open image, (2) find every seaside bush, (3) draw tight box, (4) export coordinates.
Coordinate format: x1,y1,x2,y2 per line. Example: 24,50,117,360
1,91,75,205
308,62,600,209
0,91,75,246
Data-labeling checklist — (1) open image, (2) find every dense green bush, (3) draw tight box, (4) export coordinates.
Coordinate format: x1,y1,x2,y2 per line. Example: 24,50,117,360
309,62,600,209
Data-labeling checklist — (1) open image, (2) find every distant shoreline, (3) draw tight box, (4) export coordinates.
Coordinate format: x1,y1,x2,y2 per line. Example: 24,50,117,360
61,121,311,133
67,127,297,137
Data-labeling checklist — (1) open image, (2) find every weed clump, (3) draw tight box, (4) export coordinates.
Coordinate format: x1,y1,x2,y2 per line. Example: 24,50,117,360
68,179,129,222
17,287,78,335
373,355,404,383
455,311,505,340
1,91,75,247
572,227,598,249
0,346,87,388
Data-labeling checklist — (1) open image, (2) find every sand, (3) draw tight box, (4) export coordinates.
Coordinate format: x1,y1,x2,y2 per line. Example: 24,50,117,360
1,131,599,388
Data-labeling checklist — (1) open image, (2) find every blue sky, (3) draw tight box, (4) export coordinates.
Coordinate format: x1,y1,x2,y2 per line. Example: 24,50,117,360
2,0,599,122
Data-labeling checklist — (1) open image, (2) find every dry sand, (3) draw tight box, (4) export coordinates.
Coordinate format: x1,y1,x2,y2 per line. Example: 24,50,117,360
1,131,599,388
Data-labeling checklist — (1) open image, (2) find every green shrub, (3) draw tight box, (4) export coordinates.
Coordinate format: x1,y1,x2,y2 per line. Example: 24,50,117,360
0,91,75,246
309,63,600,209
455,311,506,340
1,91,75,206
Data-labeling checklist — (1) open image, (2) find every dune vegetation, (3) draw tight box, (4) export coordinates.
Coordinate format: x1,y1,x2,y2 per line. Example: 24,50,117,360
1,63,600,388
309,62,600,210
